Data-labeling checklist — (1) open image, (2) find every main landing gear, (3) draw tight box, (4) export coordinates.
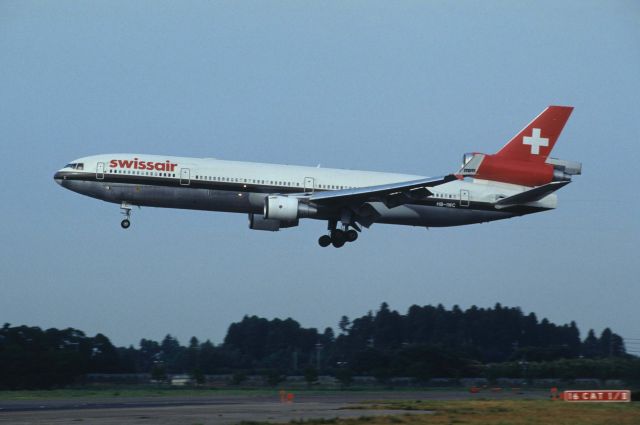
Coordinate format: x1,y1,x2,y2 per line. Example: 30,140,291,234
120,202,132,229
318,220,360,248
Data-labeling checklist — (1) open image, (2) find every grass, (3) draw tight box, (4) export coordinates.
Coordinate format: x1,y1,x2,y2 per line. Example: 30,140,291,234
342,399,640,425
240,400,640,425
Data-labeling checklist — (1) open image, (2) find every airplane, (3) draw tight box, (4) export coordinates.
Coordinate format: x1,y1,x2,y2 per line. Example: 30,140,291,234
54,106,581,248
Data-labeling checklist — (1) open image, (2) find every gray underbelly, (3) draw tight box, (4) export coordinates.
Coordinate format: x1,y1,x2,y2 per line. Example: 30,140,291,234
68,181,260,214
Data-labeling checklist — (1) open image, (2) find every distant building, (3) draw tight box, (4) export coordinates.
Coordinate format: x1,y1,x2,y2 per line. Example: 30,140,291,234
170,374,193,386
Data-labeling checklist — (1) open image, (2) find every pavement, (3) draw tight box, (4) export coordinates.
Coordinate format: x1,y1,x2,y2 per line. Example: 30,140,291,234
0,389,544,424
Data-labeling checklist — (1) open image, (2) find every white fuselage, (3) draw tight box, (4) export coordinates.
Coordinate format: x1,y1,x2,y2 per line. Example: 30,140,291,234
54,154,556,229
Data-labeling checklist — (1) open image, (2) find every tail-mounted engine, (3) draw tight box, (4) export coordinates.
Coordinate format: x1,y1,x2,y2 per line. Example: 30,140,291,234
546,157,582,181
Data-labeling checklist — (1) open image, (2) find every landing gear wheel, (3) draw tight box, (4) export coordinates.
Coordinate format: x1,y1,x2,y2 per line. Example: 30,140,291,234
331,229,346,248
120,202,133,229
332,239,345,248
346,229,358,242
318,235,331,247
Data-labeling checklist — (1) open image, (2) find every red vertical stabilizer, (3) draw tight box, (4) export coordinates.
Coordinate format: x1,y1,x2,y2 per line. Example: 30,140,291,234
495,106,573,162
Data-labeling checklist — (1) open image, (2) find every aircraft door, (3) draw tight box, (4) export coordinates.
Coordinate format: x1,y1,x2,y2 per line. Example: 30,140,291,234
304,177,314,193
96,162,105,180
460,189,470,207
180,168,190,186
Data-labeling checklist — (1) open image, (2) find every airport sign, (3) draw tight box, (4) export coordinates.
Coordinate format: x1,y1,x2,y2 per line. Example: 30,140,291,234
564,390,631,402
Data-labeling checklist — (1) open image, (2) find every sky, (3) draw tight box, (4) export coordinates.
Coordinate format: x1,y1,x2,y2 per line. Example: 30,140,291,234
1,1,639,352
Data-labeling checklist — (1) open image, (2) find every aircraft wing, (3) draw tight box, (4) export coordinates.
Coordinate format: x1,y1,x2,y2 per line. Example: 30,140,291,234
305,174,457,209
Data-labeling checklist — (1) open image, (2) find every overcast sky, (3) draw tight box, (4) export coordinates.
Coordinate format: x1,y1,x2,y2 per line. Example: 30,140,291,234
1,1,638,352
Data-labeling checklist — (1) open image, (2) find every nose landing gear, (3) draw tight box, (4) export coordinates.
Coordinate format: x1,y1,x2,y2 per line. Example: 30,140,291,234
317,220,360,248
120,202,132,229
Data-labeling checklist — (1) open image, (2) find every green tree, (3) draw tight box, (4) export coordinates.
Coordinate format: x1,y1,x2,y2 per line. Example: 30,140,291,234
583,329,600,358
265,369,285,387
304,366,318,387
338,316,351,334
190,367,205,385
231,371,247,385
151,364,167,382
334,367,353,389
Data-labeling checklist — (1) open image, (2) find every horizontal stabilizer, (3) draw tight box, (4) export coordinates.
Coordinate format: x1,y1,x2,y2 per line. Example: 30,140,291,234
495,181,570,209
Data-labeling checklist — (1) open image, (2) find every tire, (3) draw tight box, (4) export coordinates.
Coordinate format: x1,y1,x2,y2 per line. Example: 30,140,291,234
331,229,346,248
346,229,358,242
332,239,345,248
121,219,131,229
318,235,331,247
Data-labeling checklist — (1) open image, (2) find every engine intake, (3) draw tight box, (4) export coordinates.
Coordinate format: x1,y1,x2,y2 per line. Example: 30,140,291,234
264,195,299,221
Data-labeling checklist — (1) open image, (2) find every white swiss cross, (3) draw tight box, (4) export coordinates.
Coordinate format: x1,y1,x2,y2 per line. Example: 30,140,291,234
522,128,549,155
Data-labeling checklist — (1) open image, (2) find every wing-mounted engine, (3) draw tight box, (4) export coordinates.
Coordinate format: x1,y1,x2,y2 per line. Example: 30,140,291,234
458,152,581,187
249,195,317,231
264,195,317,221
264,196,299,221
249,213,298,231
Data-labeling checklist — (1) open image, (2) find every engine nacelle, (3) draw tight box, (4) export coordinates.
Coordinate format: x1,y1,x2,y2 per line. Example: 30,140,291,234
264,195,299,221
248,213,298,231
546,157,582,181
263,195,318,221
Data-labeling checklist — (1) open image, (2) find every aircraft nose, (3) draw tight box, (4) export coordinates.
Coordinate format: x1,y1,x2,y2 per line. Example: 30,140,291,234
53,171,64,185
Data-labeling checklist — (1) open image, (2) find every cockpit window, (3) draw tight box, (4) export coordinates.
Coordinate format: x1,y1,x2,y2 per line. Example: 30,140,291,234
64,163,84,170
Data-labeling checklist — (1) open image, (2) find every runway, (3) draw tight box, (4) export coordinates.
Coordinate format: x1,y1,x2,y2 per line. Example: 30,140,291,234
0,390,544,424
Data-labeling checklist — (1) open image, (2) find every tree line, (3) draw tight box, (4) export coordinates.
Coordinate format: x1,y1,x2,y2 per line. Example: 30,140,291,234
0,303,632,389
